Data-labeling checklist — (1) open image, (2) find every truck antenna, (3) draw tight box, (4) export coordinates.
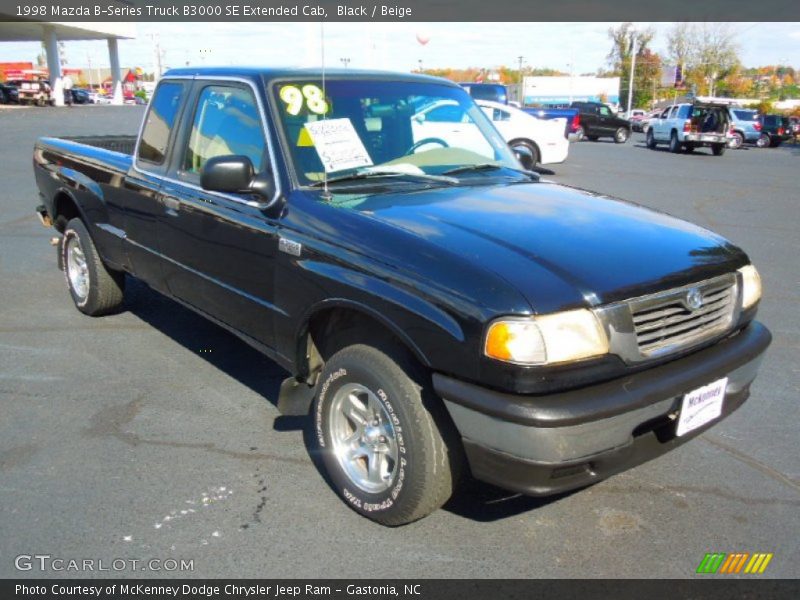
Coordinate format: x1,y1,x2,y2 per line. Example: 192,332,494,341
320,22,330,200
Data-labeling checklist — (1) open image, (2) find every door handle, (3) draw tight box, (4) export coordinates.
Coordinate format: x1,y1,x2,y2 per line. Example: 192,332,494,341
161,196,180,212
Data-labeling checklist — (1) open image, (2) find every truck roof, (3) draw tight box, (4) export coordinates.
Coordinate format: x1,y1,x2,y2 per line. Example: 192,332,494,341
162,66,456,87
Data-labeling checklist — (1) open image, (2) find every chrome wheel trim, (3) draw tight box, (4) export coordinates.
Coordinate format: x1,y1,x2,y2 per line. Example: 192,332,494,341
616,128,628,142
66,236,89,301
729,133,743,149
328,382,398,494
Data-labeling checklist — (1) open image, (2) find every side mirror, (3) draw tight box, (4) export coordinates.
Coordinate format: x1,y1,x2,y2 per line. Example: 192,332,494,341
201,155,254,193
200,155,281,212
512,145,535,171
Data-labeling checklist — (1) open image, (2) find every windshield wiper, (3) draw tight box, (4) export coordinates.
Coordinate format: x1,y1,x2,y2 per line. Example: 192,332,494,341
309,168,458,187
442,163,539,180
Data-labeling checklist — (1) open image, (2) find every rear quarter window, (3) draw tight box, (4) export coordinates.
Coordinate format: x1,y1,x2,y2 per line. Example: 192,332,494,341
138,81,185,165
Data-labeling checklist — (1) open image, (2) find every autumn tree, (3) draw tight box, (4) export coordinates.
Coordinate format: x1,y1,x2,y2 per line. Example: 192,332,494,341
607,22,658,110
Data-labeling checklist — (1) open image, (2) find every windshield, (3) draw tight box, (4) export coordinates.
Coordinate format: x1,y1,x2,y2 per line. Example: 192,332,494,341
271,78,519,187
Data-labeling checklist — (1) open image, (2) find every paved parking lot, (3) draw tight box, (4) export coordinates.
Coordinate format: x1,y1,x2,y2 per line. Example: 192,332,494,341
1,106,798,578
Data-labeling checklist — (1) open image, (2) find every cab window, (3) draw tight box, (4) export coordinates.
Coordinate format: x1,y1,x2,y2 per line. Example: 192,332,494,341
183,84,266,174
492,108,511,121
598,105,612,117
138,81,184,165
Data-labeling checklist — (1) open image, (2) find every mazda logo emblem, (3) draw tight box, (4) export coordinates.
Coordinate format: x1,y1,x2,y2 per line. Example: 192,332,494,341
686,288,704,311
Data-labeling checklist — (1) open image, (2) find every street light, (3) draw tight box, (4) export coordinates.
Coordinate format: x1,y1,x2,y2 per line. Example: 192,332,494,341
626,29,637,116
340,57,350,69
517,55,525,103
418,59,423,73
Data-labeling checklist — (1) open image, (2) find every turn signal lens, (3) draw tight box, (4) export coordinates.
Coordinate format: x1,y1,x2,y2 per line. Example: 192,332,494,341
738,265,762,309
485,310,609,365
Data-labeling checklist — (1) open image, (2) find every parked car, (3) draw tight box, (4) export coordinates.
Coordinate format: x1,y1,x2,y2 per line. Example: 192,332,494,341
0,82,19,104
758,114,792,147
646,101,731,155
727,108,762,149
570,101,631,143
628,109,647,132
640,110,663,134
70,88,93,104
459,82,508,104
17,79,54,106
477,99,569,167
33,67,770,525
522,107,582,141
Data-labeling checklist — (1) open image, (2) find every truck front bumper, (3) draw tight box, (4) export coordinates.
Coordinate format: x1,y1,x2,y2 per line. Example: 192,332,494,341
434,321,771,496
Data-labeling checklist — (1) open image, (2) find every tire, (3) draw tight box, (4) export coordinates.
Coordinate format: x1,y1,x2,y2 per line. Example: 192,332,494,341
756,133,770,148
574,126,585,141
669,131,682,153
728,132,744,149
614,127,629,144
314,343,461,526
36,96,45,107
646,128,656,149
62,218,125,316
510,139,539,168
712,143,726,156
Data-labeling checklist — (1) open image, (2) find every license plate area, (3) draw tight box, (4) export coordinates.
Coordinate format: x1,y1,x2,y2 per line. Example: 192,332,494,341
676,377,727,437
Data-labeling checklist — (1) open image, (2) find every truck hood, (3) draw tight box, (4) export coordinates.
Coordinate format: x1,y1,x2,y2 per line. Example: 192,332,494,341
342,181,748,313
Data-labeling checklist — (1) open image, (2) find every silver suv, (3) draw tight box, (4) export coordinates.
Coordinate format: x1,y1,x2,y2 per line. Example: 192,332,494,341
727,108,765,149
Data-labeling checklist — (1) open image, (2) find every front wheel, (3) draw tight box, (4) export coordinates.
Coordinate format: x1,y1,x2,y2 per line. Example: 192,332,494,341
62,218,125,316
614,127,629,144
314,344,461,526
646,128,656,149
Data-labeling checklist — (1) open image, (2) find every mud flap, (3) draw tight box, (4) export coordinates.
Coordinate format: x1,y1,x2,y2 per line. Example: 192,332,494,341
277,376,317,416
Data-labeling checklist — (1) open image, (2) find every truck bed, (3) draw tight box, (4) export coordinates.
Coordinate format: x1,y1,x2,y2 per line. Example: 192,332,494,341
60,135,138,156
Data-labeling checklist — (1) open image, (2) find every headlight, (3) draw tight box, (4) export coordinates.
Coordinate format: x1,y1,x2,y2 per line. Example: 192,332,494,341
738,264,762,309
484,309,609,365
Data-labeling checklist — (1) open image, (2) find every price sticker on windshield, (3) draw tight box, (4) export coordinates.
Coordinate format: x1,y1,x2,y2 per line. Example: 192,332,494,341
279,84,329,115
304,118,373,173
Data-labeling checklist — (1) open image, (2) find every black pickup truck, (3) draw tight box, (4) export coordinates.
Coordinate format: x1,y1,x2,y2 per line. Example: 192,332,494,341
33,67,770,526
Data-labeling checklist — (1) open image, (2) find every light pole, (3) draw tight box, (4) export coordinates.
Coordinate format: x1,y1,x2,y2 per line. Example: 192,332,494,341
626,30,637,115
340,57,350,69
517,55,525,103
418,59,423,73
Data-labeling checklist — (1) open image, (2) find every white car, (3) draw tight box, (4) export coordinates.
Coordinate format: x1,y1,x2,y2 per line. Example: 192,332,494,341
476,100,569,166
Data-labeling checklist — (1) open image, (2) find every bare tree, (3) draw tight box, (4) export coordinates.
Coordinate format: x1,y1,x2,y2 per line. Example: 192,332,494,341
694,23,739,96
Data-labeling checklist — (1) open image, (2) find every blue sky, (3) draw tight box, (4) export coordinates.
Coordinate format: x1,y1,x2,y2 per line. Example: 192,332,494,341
2,22,798,74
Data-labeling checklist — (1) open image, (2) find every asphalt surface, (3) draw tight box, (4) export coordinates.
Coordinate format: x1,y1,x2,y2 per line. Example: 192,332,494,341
1,105,798,579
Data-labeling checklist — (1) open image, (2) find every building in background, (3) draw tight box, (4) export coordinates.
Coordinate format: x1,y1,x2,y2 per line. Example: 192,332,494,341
518,76,621,109
0,19,135,106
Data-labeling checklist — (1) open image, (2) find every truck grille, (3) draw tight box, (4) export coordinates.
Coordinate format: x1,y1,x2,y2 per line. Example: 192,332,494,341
630,276,737,357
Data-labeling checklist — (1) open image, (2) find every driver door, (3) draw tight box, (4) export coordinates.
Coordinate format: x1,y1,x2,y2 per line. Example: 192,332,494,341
156,81,281,348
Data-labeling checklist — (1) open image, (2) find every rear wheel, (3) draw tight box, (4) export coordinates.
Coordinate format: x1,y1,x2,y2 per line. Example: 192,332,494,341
728,131,744,149
669,131,681,153
510,139,539,168
756,133,770,148
645,128,656,149
712,143,726,156
574,126,585,141
614,127,629,144
62,218,125,316
314,343,461,526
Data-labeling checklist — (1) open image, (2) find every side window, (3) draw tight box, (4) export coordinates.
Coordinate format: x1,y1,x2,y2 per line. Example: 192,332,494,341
425,104,465,123
660,107,671,119
183,85,266,174
598,106,612,117
492,108,511,121
678,105,692,119
138,82,184,165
